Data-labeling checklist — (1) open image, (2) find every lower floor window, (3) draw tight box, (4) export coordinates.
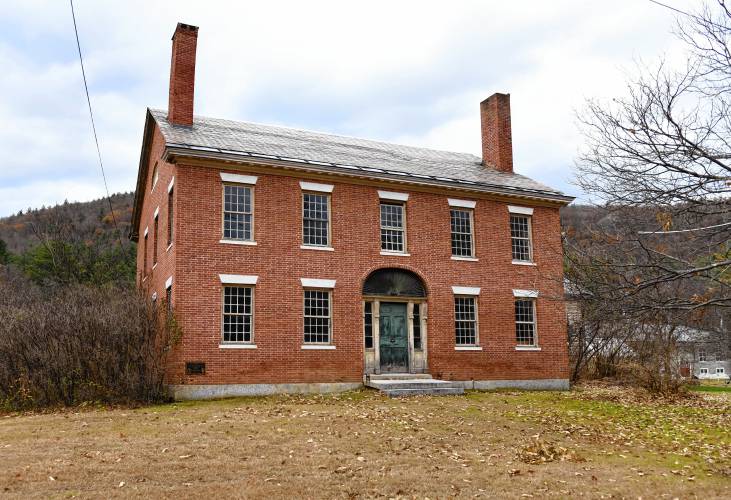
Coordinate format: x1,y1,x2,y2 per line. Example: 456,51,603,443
515,299,536,346
700,368,709,375
304,289,331,343
718,367,726,375
413,303,422,350
454,296,477,345
364,302,373,349
223,286,253,343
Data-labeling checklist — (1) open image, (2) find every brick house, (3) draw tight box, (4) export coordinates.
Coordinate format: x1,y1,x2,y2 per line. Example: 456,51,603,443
130,23,574,399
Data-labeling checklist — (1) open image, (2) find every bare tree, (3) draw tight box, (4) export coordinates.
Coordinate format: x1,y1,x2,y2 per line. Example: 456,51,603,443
574,0,731,315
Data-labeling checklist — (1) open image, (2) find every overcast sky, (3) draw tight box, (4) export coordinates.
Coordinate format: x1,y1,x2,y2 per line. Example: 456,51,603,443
0,0,695,216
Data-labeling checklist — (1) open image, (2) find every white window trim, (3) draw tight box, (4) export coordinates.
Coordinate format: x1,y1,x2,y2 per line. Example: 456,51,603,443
455,346,483,351
299,181,334,193
301,345,336,350
220,239,257,246
378,190,409,201
513,289,539,298
508,205,534,215
144,226,149,237
219,274,258,285
301,245,335,251
452,286,481,295
516,345,542,351
512,260,537,266
717,367,725,374
700,368,709,374
300,278,336,289
380,251,411,256
452,256,479,262
151,292,157,300
220,172,258,184
167,176,175,193
153,206,160,218
448,198,476,209
219,344,257,349
165,276,173,289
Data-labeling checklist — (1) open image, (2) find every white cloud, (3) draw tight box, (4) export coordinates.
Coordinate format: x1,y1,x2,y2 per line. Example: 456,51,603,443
0,0,698,215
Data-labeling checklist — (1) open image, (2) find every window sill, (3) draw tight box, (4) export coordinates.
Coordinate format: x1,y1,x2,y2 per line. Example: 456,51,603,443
219,343,257,349
142,275,148,282
300,245,334,252
166,243,173,252
512,260,536,266
301,344,336,350
515,345,541,351
455,346,483,351
152,263,158,270
220,239,257,246
451,256,478,262
380,251,410,257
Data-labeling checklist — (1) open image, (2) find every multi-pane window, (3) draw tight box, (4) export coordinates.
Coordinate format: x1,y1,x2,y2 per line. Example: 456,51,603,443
454,296,477,346
303,193,330,246
380,202,405,252
167,188,174,247
166,285,173,317
700,368,708,375
698,349,707,362
304,290,331,344
718,367,726,375
222,286,253,343
223,184,253,241
153,215,159,265
413,303,422,350
450,209,474,257
364,302,373,349
515,299,537,346
151,163,159,190
510,215,533,262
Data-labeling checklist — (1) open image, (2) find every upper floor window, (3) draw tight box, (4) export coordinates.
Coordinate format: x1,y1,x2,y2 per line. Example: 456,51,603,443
167,187,174,247
510,214,533,262
450,208,474,257
223,184,253,241
380,202,406,253
303,192,330,247
153,210,159,266
151,162,159,190
698,349,707,362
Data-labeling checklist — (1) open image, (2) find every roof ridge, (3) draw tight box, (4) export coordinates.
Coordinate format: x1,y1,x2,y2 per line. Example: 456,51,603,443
148,108,483,162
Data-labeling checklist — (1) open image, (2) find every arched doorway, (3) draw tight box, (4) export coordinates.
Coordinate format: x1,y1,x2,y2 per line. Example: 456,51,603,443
362,269,428,375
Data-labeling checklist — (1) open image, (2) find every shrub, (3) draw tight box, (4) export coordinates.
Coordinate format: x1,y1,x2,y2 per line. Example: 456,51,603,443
0,270,178,410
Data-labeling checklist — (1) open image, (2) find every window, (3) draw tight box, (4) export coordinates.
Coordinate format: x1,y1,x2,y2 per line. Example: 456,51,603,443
413,303,422,350
700,368,709,375
364,302,373,349
717,367,726,375
153,215,159,266
167,188,174,247
698,349,707,362
454,296,477,346
143,232,148,275
165,283,172,317
303,192,330,247
151,162,159,190
450,209,474,257
515,299,537,346
222,286,253,343
380,202,406,253
304,290,331,344
223,184,253,241
510,214,533,262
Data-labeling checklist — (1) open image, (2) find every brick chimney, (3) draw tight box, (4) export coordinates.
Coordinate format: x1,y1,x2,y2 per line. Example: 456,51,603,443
480,93,513,173
167,23,199,126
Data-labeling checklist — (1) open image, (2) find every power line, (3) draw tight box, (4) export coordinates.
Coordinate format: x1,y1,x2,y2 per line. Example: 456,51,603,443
638,221,731,234
69,0,124,248
647,0,695,19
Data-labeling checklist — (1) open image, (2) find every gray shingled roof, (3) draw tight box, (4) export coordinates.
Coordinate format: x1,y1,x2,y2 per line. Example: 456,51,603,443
150,109,569,200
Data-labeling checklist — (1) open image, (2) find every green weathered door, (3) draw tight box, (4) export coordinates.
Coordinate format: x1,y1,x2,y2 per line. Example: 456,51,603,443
379,302,408,373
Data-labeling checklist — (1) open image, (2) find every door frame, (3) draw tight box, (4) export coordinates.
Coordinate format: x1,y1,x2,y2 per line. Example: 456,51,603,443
363,296,428,375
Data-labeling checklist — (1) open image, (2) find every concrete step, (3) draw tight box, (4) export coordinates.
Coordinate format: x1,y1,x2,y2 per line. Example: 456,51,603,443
366,379,462,391
383,387,465,397
368,373,432,380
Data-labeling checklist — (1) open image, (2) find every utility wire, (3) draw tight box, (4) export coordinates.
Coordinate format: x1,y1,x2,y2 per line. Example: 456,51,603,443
638,221,731,234
69,0,124,248
647,0,695,19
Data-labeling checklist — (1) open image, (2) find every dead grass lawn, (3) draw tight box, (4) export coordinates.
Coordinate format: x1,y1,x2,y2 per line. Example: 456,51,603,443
0,384,729,498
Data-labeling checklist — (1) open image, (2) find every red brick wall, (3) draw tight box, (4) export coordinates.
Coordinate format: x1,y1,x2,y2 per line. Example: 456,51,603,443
154,162,569,386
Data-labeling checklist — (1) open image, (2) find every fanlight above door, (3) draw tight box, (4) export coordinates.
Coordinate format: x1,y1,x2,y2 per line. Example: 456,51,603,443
362,268,426,298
